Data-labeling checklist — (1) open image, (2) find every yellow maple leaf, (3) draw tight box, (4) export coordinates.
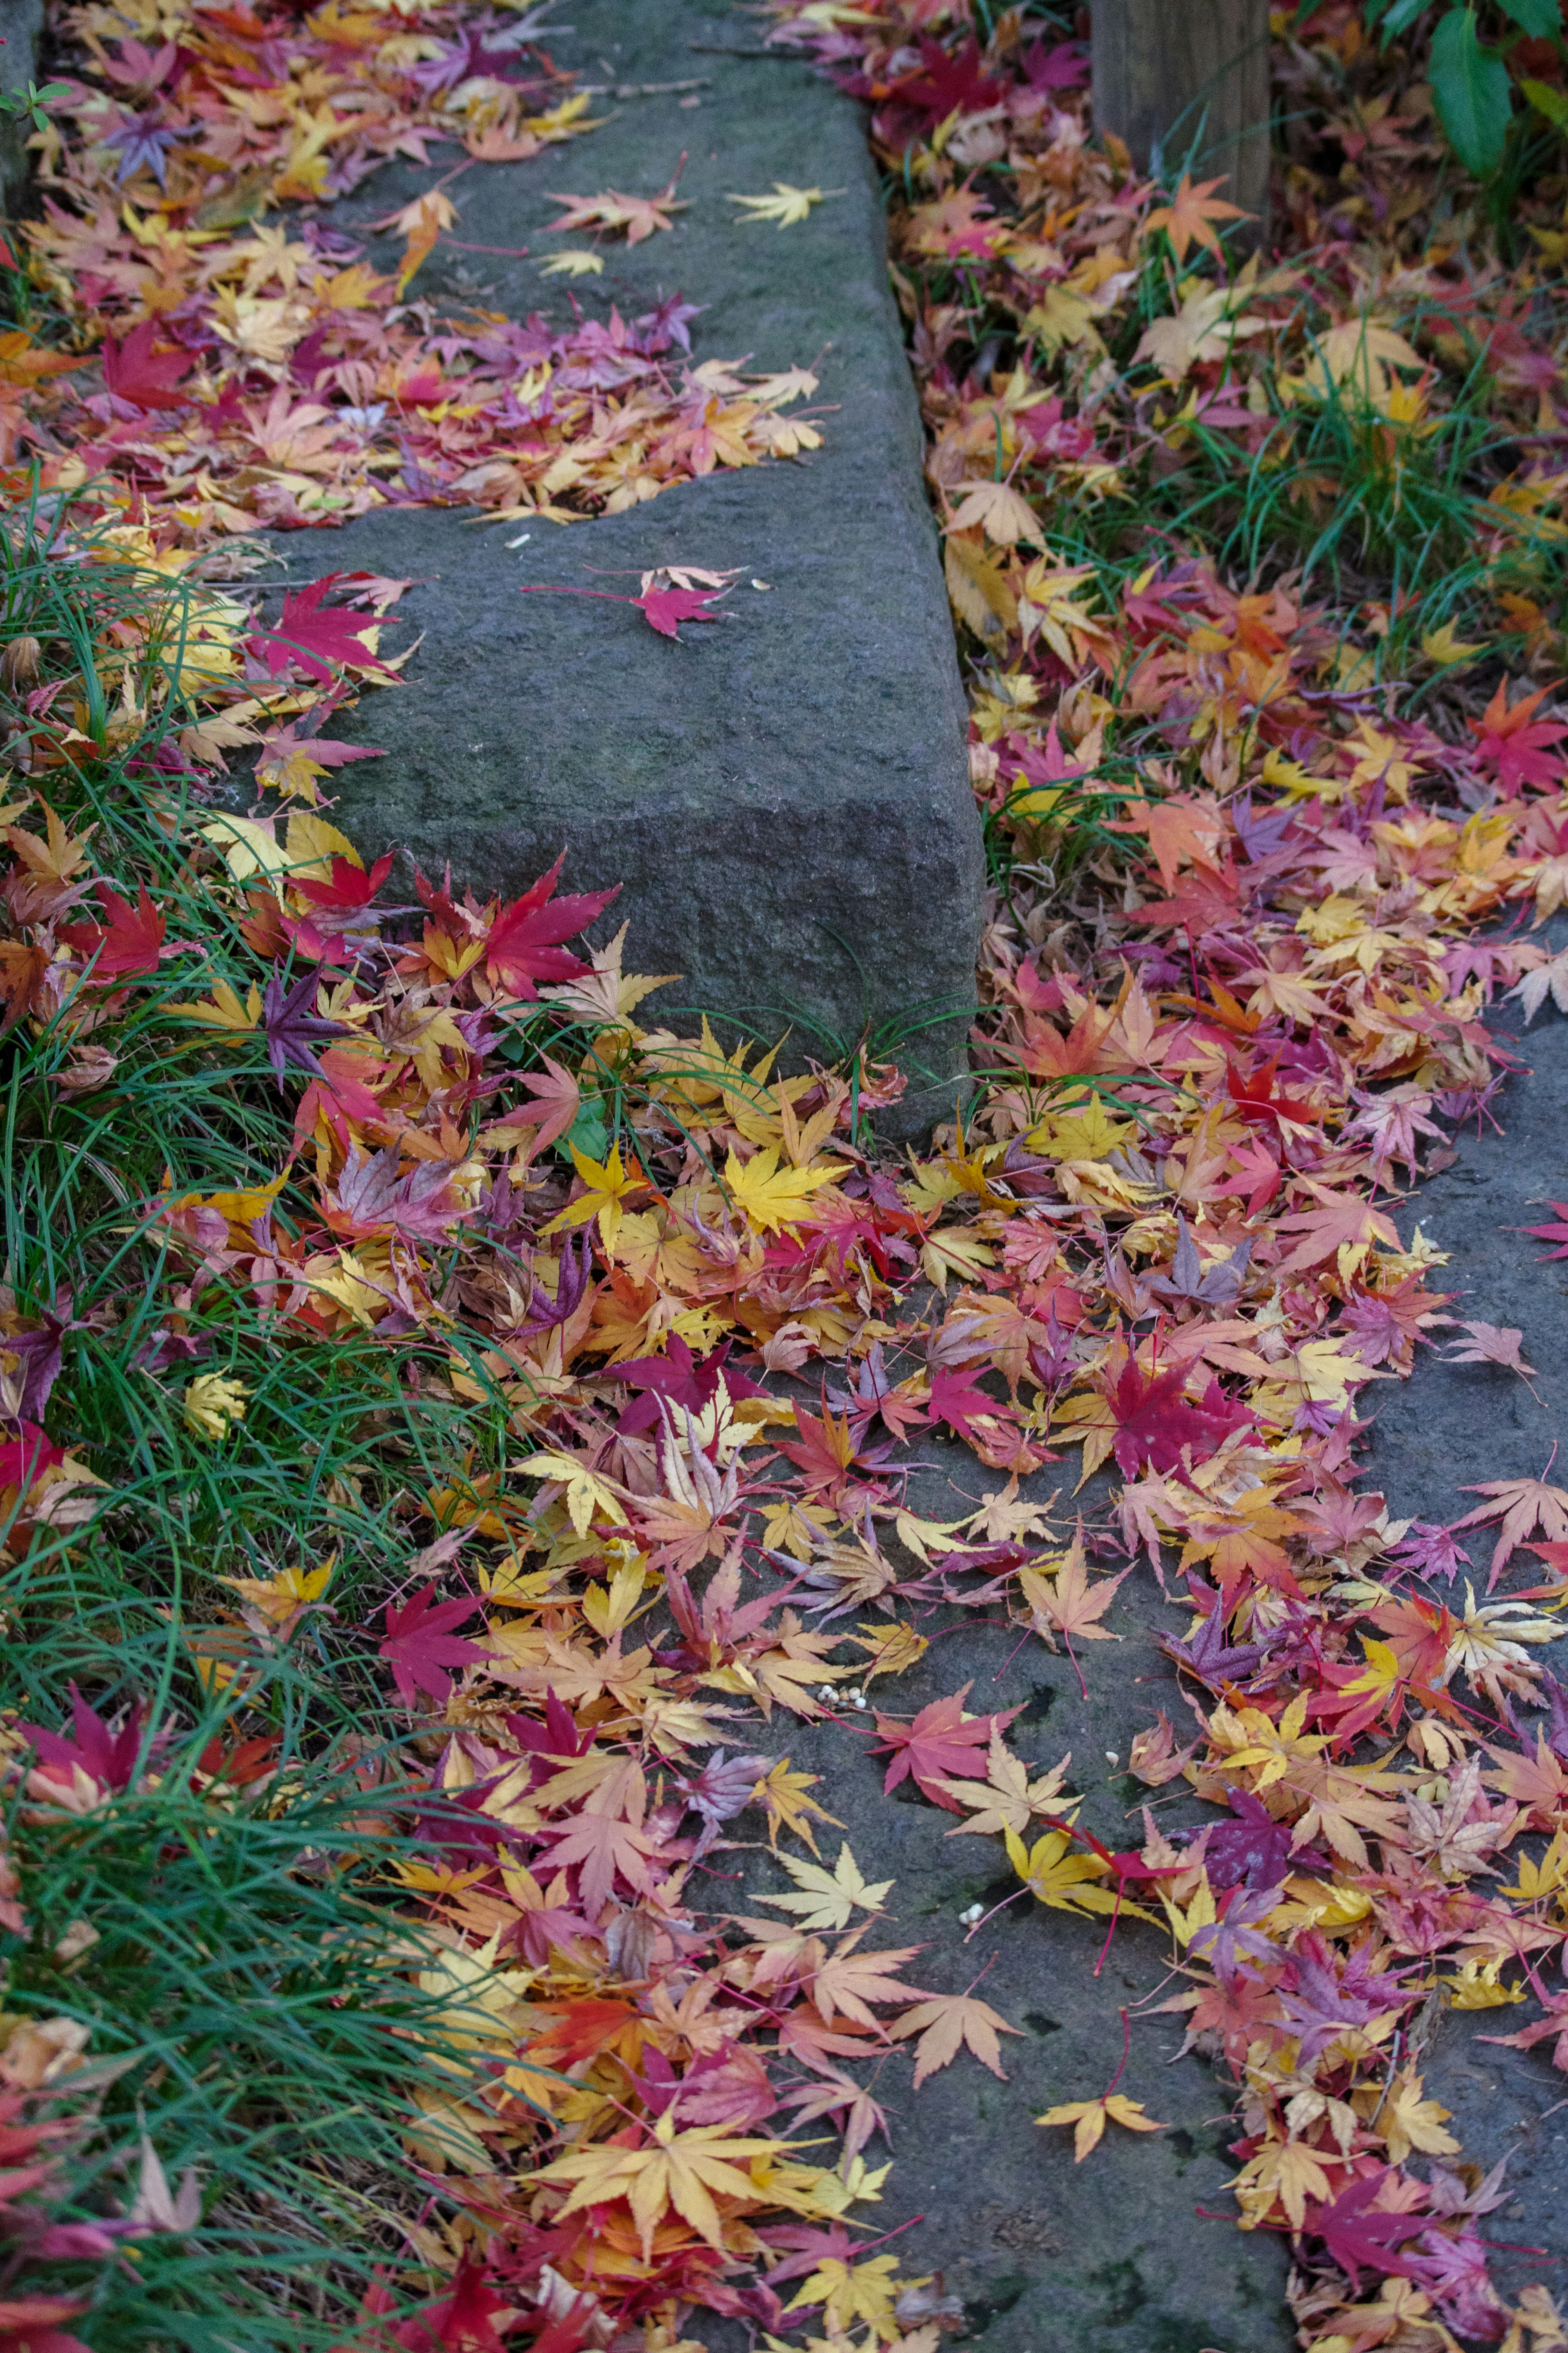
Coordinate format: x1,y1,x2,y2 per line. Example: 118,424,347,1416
750,1757,843,1856
726,182,841,227
541,1141,646,1251
531,2110,784,2259
165,977,262,1034
516,1452,630,1539
723,1145,840,1233
1035,2092,1166,2161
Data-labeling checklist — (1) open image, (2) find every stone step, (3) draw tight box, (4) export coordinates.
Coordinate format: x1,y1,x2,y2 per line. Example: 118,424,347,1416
272,0,982,1137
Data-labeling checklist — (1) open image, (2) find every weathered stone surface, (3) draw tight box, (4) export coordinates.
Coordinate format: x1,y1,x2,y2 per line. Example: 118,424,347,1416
0,0,44,210
276,0,982,1135
1363,936,1568,2319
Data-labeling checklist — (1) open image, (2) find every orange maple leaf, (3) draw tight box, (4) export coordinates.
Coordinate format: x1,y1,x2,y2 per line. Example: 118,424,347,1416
1143,174,1247,263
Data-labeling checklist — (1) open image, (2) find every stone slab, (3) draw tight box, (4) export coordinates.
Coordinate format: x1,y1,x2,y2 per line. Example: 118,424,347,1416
0,0,44,211
273,0,982,1136
1362,932,1568,2318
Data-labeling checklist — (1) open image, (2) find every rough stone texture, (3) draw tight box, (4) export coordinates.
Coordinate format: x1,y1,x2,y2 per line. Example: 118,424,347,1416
1362,935,1568,2320
277,0,982,1136
0,0,44,211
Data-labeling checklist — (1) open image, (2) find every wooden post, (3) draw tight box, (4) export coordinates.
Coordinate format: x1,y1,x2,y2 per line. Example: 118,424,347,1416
1092,0,1272,241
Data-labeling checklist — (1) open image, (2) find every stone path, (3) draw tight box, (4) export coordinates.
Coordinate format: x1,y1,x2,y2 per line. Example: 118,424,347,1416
253,8,1568,2335
701,977,1568,2353
273,0,981,1134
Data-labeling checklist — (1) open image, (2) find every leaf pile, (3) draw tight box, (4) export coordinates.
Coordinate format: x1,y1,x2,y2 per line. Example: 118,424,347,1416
8,0,1568,2347
4,0,819,537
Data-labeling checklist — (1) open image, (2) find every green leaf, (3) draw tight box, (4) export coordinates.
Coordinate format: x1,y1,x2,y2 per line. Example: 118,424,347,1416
1372,0,1434,42
1429,5,1514,174
1496,0,1561,37
1522,73,1568,125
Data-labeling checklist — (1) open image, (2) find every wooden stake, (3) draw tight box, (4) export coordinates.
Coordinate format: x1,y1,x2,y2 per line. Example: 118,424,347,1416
1091,0,1271,238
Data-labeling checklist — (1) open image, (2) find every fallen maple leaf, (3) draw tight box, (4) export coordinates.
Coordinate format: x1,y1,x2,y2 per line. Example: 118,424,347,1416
530,2111,782,2260
1453,1467,1568,1584
1436,1319,1541,1397
518,579,731,641
246,575,393,686
870,1685,1023,1811
483,852,619,999
64,883,165,981
1019,1539,1129,1646
1035,2093,1165,2161
755,1841,892,1931
1520,1201,1568,1260
378,1581,491,1705
726,182,841,227
1469,678,1568,798
1143,173,1247,263
890,1989,1021,2087
723,1144,841,1233
545,180,688,244
101,319,191,408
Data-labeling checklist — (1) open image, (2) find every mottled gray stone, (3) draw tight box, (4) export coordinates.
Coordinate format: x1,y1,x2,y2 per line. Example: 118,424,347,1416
1363,928,1568,2320
0,0,43,210
275,0,982,1136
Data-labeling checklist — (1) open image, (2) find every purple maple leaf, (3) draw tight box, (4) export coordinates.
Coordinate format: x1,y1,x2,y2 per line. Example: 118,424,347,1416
1160,1606,1273,1691
671,1749,773,1858
1387,1521,1472,1585
1206,1788,1314,1891
261,968,347,1085
1187,1885,1280,1984
101,110,185,187
610,1334,764,1437
1303,2174,1428,2290
325,1145,478,1244
1149,1214,1252,1307
1278,1932,1414,2063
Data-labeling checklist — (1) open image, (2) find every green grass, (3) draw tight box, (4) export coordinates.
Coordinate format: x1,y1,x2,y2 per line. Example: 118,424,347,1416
0,492,564,2345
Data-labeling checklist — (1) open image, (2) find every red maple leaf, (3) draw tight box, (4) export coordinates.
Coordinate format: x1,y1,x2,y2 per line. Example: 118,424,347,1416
889,36,1005,124
1224,1057,1324,1137
1302,2174,1427,2290
62,883,165,981
0,1420,64,1492
291,854,394,915
1469,679,1568,797
870,1684,1023,1812
926,1364,1006,1442
1129,856,1242,939
635,584,727,640
482,851,619,998
378,1582,491,1705
1520,1201,1568,1260
525,1997,639,2068
1105,1359,1252,1477
101,319,192,408
246,575,395,686
519,580,729,641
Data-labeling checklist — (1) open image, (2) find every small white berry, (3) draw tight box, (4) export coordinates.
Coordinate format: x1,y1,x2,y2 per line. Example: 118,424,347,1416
1105,1750,1120,1766
959,1902,984,1927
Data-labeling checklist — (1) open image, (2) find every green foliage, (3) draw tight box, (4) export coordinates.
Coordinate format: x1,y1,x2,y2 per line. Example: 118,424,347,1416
1365,0,1566,177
